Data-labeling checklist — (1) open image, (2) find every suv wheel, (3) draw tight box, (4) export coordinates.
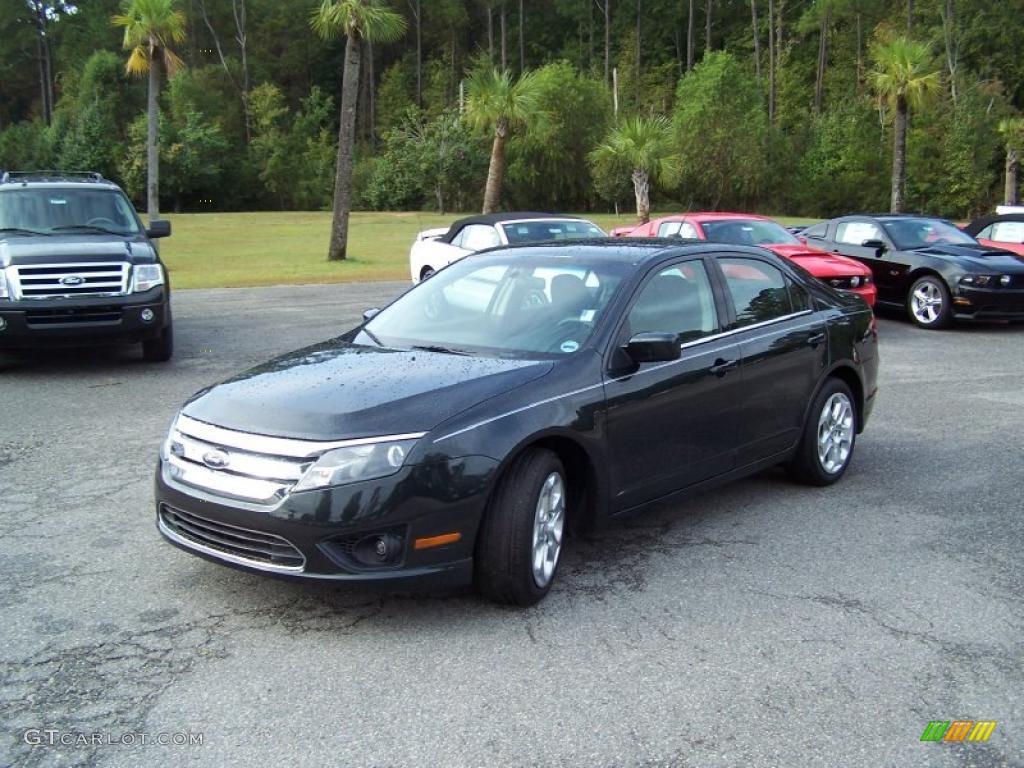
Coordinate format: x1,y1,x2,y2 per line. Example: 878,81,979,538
476,448,566,606
143,323,174,362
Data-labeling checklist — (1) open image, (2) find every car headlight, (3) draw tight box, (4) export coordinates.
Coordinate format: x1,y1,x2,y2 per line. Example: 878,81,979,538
849,276,862,288
0,268,9,299
292,438,418,492
960,274,995,287
132,264,164,293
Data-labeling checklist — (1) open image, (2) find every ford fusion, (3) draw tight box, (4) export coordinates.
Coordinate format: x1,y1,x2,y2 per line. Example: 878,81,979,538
157,241,878,605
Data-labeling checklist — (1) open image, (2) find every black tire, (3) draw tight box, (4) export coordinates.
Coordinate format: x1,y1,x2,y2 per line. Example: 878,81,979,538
789,378,857,486
906,275,952,329
143,323,174,362
476,448,566,606
420,266,435,281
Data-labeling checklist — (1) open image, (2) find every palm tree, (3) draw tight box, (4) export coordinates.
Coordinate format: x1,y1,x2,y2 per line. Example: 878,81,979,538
113,0,187,223
590,116,678,225
998,117,1024,205
465,67,544,214
869,37,940,213
312,0,406,262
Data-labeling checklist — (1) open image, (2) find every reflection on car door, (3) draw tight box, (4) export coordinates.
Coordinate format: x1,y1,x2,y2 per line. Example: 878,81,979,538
832,219,904,302
714,256,826,466
603,258,743,511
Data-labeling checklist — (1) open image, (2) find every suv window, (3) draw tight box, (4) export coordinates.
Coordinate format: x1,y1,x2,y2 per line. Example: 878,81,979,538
720,258,794,327
0,187,141,235
627,261,718,343
835,220,882,246
657,220,699,239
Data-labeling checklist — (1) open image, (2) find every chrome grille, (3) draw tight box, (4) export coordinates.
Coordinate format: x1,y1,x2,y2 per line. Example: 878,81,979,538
11,262,129,299
159,504,305,571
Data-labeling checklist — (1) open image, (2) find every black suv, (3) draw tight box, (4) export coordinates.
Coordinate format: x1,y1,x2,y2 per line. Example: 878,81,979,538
0,171,173,361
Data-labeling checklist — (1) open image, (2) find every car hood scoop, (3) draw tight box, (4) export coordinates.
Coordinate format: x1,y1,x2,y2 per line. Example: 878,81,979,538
914,243,1024,270
182,339,553,441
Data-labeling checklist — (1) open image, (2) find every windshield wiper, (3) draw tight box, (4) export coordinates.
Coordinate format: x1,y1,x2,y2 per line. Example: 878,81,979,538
360,327,383,346
0,227,51,236
51,224,126,236
409,344,472,356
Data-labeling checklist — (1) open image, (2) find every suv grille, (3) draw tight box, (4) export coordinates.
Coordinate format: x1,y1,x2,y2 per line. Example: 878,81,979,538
11,262,129,299
159,504,305,571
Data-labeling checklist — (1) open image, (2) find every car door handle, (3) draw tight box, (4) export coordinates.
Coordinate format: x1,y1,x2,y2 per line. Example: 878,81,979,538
710,358,739,376
807,332,826,347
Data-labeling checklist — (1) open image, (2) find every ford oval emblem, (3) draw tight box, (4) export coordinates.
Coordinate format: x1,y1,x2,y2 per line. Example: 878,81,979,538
202,450,230,469
60,275,85,286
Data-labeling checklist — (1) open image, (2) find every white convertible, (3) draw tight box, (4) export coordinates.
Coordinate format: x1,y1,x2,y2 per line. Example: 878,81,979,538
408,212,606,283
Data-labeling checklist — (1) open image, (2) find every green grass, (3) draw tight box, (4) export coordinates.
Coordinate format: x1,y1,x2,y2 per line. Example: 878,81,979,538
161,210,821,290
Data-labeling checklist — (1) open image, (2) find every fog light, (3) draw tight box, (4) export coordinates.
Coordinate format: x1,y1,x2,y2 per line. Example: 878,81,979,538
0,316,6,332
352,532,404,566
140,308,155,323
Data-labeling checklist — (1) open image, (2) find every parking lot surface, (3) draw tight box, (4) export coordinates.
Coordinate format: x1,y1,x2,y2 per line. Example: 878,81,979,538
1,282,1022,768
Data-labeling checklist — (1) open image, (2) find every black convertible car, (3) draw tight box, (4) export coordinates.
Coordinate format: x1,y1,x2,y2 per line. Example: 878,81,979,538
156,241,878,605
803,214,1024,328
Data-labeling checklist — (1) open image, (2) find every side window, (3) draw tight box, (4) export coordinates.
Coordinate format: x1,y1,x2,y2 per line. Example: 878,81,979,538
786,276,812,313
836,220,882,246
657,221,682,237
627,261,718,343
991,221,1024,243
975,224,993,240
803,222,828,239
679,222,699,239
460,224,501,251
720,258,794,327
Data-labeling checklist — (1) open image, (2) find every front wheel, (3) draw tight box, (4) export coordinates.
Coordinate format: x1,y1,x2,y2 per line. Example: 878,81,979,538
476,448,566,606
789,378,857,486
907,275,952,329
142,323,173,362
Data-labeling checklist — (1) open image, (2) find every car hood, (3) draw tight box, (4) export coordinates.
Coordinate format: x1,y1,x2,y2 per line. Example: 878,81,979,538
912,243,1024,271
182,339,554,441
0,235,156,267
766,243,870,277
978,239,1024,257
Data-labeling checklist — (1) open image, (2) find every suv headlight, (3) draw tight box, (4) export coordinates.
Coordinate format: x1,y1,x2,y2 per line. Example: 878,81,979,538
0,269,8,299
132,264,164,293
292,438,419,492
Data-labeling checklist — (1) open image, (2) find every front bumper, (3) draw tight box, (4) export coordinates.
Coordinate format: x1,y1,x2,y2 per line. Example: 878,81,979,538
851,283,877,308
952,285,1024,321
155,454,499,588
0,288,169,348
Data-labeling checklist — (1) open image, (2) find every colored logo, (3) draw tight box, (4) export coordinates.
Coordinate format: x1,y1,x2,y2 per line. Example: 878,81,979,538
920,721,997,742
201,450,230,469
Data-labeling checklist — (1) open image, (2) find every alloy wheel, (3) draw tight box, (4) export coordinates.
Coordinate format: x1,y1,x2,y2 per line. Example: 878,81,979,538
910,280,944,325
531,472,565,588
816,393,854,475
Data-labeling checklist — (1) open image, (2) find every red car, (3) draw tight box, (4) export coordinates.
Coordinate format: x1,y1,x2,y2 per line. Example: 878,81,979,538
612,212,877,307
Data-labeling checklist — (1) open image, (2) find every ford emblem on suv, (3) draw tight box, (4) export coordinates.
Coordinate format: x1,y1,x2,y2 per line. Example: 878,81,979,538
59,275,85,286
202,450,230,469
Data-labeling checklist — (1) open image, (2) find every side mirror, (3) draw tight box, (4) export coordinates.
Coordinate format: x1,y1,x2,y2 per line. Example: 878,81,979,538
861,238,886,254
624,332,680,364
146,220,171,239
362,308,381,322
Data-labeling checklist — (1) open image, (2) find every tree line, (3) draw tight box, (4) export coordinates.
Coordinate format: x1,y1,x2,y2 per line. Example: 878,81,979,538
3,1,1024,248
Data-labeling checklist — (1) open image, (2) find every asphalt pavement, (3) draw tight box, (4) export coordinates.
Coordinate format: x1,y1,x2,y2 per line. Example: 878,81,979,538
1,282,1022,768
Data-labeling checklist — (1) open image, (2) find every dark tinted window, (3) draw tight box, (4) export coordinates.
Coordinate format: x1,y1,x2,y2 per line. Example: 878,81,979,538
803,222,828,239
720,258,794,326
627,261,718,343
786,276,812,312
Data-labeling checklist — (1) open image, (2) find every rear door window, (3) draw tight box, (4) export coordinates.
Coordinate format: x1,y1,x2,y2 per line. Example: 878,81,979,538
719,258,795,327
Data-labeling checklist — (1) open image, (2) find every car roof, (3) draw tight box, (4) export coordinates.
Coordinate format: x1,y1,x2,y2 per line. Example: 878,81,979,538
439,212,590,243
964,212,1024,235
470,238,784,268
0,181,122,191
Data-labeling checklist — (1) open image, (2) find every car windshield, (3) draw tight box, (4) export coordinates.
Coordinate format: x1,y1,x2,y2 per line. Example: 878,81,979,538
0,188,141,236
700,219,800,246
501,219,606,244
881,218,976,249
362,251,627,359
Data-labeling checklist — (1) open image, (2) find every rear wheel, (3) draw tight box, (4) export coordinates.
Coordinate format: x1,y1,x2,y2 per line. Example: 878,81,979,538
476,448,566,606
142,323,173,362
907,275,952,329
420,266,435,281
789,378,857,486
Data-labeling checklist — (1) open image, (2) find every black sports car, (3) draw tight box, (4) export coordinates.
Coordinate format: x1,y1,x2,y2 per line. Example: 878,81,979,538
156,241,878,605
803,214,1024,328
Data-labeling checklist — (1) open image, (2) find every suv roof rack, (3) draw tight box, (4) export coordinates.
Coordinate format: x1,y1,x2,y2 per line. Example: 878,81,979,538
0,170,106,184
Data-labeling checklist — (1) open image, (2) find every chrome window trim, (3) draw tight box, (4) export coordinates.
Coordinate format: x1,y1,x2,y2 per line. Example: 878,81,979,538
175,414,425,459
158,514,306,574
432,311,820,444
